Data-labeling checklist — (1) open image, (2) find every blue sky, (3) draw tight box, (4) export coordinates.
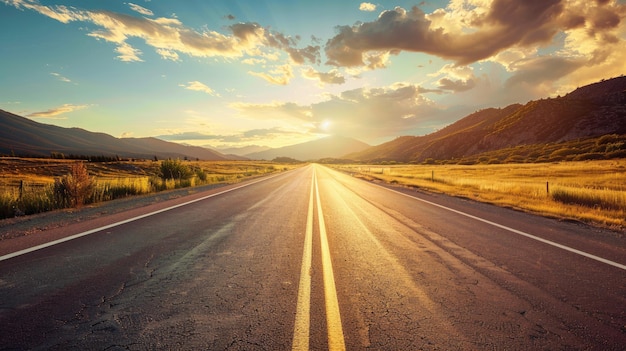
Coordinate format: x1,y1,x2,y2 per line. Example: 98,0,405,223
2,0,625,149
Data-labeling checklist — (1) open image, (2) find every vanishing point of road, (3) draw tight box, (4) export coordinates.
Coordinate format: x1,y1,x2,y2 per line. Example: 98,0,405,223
1,164,625,350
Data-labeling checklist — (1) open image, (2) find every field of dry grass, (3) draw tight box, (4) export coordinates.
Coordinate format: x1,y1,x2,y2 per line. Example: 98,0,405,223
0,158,302,219
331,160,626,230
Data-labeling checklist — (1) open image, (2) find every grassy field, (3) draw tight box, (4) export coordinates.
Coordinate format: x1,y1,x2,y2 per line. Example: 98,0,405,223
0,158,302,219
330,160,626,230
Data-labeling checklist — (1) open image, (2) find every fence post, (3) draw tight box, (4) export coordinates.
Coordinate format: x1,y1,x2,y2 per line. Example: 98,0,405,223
19,180,23,199
431,170,434,182
546,181,549,195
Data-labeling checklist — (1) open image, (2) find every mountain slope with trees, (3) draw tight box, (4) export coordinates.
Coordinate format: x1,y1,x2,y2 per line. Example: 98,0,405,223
347,76,626,163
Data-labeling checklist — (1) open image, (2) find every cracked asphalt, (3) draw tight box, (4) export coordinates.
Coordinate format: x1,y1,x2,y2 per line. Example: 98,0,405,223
0,164,625,350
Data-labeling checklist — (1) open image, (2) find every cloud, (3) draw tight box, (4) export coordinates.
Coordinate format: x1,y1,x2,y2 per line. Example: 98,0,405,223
128,3,153,16
179,81,219,96
229,101,312,121
156,127,308,147
359,3,377,12
115,42,143,62
241,127,296,138
156,131,221,141
50,72,71,83
248,64,294,85
26,103,90,118
437,78,476,92
6,0,319,67
309,83,440,140
430,63,478,92
229,82,444,142
156,48,179,61
301,67,345,85
230,22,320,65
324,1,625,68
504,56,584,91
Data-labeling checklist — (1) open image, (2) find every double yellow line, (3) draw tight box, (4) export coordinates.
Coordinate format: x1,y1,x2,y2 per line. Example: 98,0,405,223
292,168,346,351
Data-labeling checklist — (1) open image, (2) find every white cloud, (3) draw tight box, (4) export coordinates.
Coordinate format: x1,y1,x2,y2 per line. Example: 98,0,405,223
156,48,179,61
248,64,293,85
7,0,319,69
128,3,153,16
179,81,219,96
26,103,91,118
114,42,143,62
359,3,377,12
50,72,71,83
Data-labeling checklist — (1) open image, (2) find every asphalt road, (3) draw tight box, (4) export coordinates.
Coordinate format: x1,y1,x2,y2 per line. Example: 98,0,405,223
1,164,625,350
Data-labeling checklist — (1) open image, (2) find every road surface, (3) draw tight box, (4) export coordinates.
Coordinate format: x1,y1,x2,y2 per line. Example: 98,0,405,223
1,164,625,350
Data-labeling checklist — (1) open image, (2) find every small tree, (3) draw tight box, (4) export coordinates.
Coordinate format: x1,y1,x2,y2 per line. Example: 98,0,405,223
60,162,94,207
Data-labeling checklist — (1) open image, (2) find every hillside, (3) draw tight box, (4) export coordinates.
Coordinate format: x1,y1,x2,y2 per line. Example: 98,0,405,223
245,135,370,161
0,109,229,160
348,76,626,163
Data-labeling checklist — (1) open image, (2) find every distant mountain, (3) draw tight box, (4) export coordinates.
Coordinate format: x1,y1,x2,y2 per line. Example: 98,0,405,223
245,135,370,161
215,145,271,157
0,109,230,160
348,76,626,163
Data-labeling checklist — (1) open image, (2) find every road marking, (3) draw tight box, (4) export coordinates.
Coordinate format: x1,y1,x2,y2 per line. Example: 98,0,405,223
377,184,626,271
0,172,288,262
315,171,346,351
292,168,346,351
292,173,314,351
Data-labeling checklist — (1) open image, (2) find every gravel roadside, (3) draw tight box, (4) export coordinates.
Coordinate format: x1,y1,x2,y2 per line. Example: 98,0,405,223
0,182,229,241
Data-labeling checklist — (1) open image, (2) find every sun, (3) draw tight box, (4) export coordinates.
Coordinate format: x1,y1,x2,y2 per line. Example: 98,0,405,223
320,120,331,131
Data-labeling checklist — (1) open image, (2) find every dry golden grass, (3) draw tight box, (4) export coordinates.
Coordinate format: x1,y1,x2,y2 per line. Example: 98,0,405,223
0,158,302,219
331,160,626,230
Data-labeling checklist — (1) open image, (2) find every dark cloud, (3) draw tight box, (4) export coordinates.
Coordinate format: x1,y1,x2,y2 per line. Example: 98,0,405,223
302,67,345,85
229,23,320,65
325,1,570,67
505,56,584,88
590,7,621,30
437,78,476,92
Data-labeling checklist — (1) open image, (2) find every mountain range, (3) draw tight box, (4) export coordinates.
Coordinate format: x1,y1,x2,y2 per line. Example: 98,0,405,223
0,109,368,161
1,77,625,163
347,76,626,162
0,109,230,160
244,135,370,161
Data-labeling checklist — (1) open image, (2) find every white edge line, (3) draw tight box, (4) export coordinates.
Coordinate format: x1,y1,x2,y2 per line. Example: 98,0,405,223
375,184,626,271
0,172,287,262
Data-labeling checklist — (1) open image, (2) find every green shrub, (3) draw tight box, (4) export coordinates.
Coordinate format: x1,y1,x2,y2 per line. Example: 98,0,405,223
160,159,193,180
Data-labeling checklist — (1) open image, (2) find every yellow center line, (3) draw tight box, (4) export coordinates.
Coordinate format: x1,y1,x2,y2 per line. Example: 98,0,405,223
292,171,315,351
292,166,346,351
315,169,346,351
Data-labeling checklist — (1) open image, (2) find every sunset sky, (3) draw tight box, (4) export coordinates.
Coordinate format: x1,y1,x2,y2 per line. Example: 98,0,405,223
2,0,625,149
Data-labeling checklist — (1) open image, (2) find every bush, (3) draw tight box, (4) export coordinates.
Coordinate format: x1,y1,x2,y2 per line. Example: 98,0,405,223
159,159,193,180
573,153,605,161
55,163,94,207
